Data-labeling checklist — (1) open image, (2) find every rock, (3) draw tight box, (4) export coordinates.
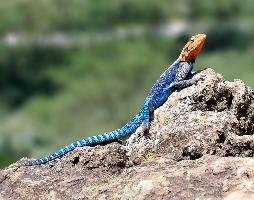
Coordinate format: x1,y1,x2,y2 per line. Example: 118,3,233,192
0,68,253,199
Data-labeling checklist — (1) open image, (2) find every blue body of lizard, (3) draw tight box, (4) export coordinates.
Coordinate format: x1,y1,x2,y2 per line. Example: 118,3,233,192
21,34,206,166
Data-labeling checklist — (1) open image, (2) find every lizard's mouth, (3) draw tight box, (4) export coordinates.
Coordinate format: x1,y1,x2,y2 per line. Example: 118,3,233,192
180,34,206,62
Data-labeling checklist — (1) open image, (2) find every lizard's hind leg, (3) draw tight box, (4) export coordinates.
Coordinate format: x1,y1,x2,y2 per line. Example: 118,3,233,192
141,99,154,133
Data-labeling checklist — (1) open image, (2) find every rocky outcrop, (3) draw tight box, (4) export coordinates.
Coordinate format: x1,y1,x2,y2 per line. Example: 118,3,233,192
0,68,253,199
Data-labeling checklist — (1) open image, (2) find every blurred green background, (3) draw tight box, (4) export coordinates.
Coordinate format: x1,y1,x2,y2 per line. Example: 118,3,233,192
0,0,253,167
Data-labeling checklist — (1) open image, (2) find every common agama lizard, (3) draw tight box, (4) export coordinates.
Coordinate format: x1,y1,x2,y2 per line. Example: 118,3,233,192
20,33,206,166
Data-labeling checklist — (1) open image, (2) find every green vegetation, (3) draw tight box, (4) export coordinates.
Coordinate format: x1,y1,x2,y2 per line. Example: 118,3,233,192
0,0,253,167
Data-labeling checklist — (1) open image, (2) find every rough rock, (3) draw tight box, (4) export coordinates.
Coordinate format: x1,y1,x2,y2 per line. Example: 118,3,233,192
0,68,254,200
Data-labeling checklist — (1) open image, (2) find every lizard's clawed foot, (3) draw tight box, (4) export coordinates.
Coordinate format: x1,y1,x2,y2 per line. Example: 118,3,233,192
192,73,206,83
141,122,150,134
125,123,149,148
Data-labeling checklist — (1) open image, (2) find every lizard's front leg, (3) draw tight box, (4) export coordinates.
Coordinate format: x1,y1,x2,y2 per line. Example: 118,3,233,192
174,78,197,88
174,71,203,88
173,61,200,88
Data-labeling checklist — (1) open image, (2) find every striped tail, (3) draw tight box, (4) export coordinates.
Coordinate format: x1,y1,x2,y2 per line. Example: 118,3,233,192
21,110,144,166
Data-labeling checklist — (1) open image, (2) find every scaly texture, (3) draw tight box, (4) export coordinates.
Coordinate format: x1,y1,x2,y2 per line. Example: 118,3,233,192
20,34,206,166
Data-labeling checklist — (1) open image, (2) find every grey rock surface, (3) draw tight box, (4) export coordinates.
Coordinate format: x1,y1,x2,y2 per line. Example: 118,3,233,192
0,68,253,199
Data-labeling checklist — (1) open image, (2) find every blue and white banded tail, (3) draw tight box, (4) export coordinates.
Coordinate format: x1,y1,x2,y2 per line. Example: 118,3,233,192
21,110,144,166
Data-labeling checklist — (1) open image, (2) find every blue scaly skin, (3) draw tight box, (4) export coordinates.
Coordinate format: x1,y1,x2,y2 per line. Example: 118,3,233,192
20,34,206,166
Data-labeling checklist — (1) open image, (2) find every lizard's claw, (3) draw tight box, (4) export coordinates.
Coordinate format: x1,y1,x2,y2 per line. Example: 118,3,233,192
141,121,150,134
192,73,205,83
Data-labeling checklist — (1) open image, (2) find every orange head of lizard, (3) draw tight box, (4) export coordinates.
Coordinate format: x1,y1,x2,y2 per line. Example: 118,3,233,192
179,34,206,62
